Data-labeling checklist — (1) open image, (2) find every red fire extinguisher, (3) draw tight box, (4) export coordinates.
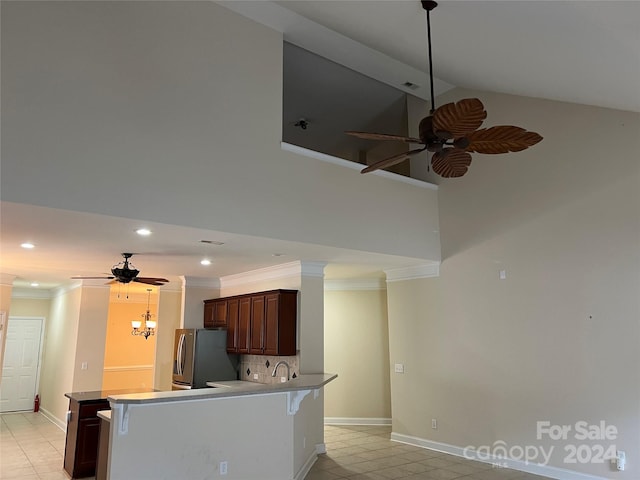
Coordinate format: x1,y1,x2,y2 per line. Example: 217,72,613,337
34,394,40,413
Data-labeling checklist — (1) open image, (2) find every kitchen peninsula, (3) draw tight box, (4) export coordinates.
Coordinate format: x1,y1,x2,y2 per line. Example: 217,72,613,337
104,374,336,480
63,388,155,478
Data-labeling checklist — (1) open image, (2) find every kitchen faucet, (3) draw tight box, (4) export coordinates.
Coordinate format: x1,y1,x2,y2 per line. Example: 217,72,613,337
271,360,291,381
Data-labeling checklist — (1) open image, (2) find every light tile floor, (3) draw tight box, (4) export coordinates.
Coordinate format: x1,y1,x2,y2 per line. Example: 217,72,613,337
306,425,550,480
0,412,70,480
0,413,549,480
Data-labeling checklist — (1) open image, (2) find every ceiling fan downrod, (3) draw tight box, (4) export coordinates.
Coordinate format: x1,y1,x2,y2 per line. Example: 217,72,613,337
421,1,437,114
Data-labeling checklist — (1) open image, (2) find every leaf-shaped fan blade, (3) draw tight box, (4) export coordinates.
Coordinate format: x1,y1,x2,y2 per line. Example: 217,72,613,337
134,277,169,285
431,149,472,178
345,131,423,144
465,126,543,154
71,276,115,279
361,148,426,174
433,98,487,139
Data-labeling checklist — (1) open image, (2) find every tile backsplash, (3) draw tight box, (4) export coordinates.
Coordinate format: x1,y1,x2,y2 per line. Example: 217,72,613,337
240,353,300,385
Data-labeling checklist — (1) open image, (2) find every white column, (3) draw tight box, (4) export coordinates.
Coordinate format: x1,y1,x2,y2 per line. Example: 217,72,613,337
297,262,326,374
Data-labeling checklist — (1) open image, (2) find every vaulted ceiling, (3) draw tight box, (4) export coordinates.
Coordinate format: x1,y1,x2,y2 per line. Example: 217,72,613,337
2,1,638,293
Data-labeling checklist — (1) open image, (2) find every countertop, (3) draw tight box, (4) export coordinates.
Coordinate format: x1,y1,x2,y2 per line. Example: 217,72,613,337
108,373,337,405
97,410,111,422
64,388,157,402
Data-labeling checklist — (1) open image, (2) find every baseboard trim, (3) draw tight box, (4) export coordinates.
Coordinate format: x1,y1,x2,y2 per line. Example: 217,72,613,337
293,450,317,480
391,432,611,480
325,417,392,426
39,408,66,432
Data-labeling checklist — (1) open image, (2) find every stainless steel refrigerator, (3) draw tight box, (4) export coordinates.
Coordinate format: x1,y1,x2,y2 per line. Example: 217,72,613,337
172,329,239,390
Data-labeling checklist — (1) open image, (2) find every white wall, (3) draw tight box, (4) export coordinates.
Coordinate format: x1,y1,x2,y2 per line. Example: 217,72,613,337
324,288,391,421
72,286,110,392
154,289,183,391
39,287,82,424
1,1,440,263
388,89,640,479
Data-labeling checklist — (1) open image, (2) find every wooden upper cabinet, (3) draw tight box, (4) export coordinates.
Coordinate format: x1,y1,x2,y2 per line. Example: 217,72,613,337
203,301,214,328
206,289,297,356
226,298,239,353
250,295,265,354
237,297,251,354
264,291,297,356
203,299,228,328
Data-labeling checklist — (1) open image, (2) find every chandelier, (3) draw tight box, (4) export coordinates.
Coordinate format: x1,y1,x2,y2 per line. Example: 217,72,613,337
131,288,156,340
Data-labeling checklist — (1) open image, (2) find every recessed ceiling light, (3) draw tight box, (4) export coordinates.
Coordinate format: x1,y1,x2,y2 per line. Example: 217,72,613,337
200,259,212,266
136,228,152,236
30,282,39,287
21,242,35,249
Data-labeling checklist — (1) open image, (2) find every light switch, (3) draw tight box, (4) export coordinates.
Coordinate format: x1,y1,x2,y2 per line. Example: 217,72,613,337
394,363,404,373
81,362,88,370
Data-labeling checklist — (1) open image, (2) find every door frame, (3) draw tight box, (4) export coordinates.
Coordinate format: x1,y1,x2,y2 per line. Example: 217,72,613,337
4,316,46,408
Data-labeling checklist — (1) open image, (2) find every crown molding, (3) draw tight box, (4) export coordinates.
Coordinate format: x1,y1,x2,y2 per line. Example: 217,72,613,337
385,264,440,282
220,261,301,289
180,276,221,289
0,273,17,286
11,288,54,300
220,261,326,289
51,282,82,298
324,278,386,291
300,261,328,278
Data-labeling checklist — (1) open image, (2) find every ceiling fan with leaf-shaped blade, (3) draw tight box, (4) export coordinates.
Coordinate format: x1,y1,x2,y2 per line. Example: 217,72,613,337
346,1,542,178
71,253,169,286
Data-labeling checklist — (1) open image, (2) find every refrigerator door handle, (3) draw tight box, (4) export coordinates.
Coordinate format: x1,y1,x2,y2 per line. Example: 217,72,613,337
176,333,182,376
178,333,186,376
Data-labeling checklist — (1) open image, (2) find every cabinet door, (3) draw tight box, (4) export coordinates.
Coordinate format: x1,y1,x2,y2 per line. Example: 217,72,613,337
226,298,239,353
263,293,280,355
213,300,228,328
238,297,251,354
249,295,265,354
203,301,215,328
75,418,101,477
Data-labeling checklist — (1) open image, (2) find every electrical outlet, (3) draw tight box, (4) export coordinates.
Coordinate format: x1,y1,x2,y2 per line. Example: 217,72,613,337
432,419,437,429
280,376,287,383
253,373,259,380
219,461,228,475
616,451,625,471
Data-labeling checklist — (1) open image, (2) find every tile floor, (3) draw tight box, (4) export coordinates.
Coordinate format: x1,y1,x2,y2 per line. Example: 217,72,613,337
306,425,549,480
0,412,70,480
1,413,548,480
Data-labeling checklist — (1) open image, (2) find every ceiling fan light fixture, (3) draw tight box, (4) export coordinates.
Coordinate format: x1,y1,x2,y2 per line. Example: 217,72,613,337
132,288,156,340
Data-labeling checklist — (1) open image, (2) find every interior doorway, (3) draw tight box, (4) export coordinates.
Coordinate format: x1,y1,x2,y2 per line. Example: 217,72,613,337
0,317,44,412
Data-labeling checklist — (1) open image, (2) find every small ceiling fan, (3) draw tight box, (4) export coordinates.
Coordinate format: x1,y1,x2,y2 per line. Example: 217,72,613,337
72,253,169,286
346,1,542,178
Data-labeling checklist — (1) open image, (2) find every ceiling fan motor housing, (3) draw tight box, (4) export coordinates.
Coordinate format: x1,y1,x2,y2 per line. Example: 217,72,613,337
111,266,139,283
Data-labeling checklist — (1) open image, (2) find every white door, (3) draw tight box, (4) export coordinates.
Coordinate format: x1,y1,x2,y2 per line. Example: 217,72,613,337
0,317,43,412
